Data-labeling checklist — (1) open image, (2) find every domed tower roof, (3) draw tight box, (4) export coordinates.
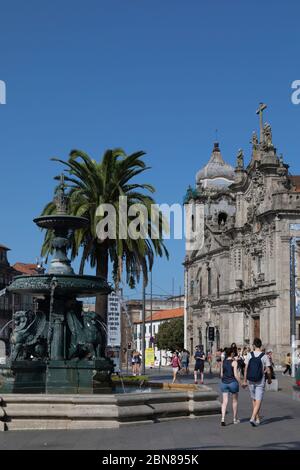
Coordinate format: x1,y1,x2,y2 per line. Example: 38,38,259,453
196,142,235,190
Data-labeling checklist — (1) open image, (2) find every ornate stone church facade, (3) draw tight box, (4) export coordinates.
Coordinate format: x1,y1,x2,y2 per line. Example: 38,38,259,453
184,106,300,362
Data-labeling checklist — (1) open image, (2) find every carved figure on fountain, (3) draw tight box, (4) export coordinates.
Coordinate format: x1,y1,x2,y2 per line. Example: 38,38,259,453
10,310,47,361
66,309,105,360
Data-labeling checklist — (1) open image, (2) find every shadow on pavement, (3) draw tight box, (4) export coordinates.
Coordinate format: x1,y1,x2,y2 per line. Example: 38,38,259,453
259,441,300,449
260,415,294,425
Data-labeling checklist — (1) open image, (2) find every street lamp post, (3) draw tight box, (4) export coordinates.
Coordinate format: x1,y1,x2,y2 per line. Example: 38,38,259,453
290,241,297,378
141,272,146,375
150,269,153,343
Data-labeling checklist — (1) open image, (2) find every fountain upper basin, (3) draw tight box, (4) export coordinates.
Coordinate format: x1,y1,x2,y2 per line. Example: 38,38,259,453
7,274,112,297
33,215,89,230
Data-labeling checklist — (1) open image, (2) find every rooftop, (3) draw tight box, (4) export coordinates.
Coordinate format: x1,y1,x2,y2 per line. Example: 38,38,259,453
12,263,42,275
0,244,10,251
134,307,184,324
196,142,235,188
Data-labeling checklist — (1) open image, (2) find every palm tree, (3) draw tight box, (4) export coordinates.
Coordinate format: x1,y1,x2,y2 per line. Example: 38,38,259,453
40,148,169,321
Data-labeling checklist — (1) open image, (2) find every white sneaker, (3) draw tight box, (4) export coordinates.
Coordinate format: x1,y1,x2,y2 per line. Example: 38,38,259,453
233,418,240,424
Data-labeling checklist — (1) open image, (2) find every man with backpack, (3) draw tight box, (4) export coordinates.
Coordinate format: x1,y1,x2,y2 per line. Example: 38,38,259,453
243,337,272,426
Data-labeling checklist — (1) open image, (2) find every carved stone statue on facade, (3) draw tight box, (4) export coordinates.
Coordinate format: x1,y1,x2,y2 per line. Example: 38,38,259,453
10,310,47,361
183,185,198,204
236,148,244,169
247,204,256,223
251,131,260,161
262,122,273,150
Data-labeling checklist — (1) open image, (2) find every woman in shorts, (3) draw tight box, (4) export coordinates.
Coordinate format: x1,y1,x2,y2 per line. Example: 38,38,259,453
171,352,181,384
220,346,242,426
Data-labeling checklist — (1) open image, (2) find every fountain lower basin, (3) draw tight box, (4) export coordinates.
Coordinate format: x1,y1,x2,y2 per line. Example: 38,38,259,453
0,386,221,431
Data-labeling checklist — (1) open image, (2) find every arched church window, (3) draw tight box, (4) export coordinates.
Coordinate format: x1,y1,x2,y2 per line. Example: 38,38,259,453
218,212,227,226
257,256,262,273
191,214,195,232
217,275,220,298
208,268,211,296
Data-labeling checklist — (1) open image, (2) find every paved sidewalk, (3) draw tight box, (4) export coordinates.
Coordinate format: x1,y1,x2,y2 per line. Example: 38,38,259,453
0,371,299,450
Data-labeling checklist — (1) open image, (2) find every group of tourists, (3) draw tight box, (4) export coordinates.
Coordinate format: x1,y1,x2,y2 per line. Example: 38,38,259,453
170,345,208,384
170,338,283,426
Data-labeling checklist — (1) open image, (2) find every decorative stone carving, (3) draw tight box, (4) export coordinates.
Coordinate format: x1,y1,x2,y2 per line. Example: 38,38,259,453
251,131,259,160
236,149,244,169
262,122,273,149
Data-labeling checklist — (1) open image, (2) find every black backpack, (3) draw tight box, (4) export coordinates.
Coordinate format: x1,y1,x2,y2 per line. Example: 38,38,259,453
246,352,265,382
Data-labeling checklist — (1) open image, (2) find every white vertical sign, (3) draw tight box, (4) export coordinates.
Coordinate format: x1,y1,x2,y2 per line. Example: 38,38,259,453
107,291,121,347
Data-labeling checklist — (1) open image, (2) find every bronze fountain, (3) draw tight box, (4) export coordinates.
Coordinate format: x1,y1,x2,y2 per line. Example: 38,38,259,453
5,175,114,393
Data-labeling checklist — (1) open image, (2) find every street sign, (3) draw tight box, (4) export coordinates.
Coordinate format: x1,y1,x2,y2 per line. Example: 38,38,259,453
107,291,121,347
145,348,155,368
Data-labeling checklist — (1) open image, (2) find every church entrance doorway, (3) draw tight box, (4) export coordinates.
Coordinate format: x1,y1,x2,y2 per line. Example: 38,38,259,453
253,316,260,339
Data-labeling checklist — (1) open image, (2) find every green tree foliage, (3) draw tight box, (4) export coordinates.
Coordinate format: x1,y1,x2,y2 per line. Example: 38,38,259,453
40,149,169,321
156,317,184,352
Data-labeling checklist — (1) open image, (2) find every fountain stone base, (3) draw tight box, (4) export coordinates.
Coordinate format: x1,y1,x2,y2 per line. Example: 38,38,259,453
46,359,114,394
2,359,114,394
9,362,47,394
0,386,221,431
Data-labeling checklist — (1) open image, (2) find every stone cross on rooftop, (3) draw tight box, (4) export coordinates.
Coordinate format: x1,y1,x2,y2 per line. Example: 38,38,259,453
256,102,267,144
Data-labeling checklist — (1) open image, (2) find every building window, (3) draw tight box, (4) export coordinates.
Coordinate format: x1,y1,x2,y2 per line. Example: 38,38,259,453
218,212,227,226
190,280,194,296
191,214,195,232
199,277,202,299
217,275,220,298
257,256,262,273
208,268,211,296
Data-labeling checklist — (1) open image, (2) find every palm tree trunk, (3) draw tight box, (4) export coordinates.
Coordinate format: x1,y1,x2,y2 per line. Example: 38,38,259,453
95,245,109,323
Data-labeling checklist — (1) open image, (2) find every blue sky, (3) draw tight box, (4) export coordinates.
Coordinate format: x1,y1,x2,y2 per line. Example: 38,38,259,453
1,0,300,299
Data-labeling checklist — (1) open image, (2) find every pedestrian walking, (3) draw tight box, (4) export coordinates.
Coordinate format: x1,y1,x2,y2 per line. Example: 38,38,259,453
180,349,189,375
215,348,222,371
231,342,238,358
207,350,212,374
171,351,181,384
194,345,206,384
283,353,292,376
243,337,272,426
221,348,227,362
131,350,136,375
237,348,245,377
266,349,276,379
133,351,141,376
220,346,242,426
